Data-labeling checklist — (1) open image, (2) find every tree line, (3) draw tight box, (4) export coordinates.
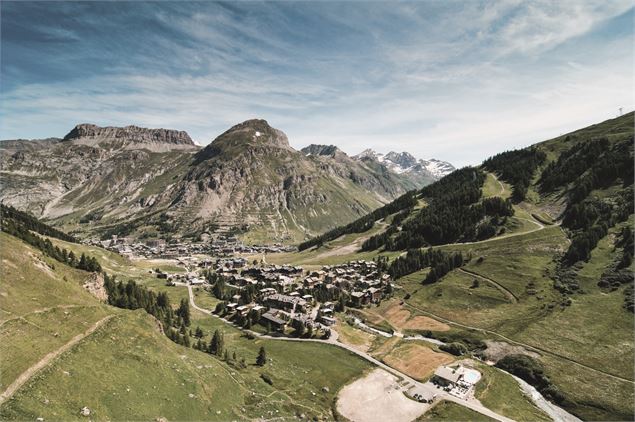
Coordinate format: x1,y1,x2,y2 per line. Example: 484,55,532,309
2,213,102,272
1,203,76,242
548,138,634,266
388,248,466,282
363,168,513,251
482,147,546,202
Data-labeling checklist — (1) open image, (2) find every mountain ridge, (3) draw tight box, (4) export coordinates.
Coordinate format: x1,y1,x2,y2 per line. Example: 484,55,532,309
0,119,441,243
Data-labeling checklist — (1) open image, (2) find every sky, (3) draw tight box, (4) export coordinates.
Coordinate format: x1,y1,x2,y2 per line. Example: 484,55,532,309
1,1,633,167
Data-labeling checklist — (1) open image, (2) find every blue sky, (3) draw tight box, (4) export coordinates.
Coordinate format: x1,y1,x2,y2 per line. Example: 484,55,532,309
1,1,633,166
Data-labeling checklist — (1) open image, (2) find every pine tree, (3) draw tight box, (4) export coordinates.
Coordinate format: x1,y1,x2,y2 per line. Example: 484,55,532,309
195,326,204,338
209,330,220,354
177,298,191,326
257,346,267,366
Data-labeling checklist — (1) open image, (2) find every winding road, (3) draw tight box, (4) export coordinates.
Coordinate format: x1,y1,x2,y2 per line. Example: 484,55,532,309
185,284,514,422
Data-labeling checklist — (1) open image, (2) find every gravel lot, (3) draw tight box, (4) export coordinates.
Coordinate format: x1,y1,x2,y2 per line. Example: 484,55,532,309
337,368,429,422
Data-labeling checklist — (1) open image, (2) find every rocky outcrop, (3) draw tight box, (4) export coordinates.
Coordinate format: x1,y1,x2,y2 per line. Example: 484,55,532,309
63,124,197,151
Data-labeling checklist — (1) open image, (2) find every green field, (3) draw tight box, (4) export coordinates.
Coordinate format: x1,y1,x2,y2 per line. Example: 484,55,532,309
475,364,551,421
418,400,495,421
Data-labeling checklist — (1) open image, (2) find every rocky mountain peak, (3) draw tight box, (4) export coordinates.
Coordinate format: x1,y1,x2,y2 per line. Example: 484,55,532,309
353,148,454,179
384,151,417,168
301,144,346,158
217,119,290,149
63,123,195,147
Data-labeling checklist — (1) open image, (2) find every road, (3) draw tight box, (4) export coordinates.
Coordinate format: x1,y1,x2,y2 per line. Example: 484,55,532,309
185,284,514,422
0,315,114,405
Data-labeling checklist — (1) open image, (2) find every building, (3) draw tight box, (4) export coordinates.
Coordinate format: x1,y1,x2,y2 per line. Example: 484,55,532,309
261,310,287,332
265,293,307,313
432,366,463,387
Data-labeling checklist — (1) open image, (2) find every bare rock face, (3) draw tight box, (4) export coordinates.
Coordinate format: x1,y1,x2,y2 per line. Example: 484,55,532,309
83,272,108,302
63,124,197,151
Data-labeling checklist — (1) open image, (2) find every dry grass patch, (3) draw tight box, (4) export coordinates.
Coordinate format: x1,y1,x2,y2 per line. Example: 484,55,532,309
383,342,454,381
368,301,451,332
336,321,376,353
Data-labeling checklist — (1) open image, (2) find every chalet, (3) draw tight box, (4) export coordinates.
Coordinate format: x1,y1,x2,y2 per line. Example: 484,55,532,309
350,291,370,307
265,293,307,312
367,287,382,303
261,310,287,332
319,316,336,326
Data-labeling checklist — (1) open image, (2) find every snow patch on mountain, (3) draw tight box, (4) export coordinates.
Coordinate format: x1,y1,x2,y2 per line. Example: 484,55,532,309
354,149,454,180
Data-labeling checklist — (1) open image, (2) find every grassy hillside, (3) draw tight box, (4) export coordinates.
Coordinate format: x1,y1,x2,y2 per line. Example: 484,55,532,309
0,231,373,420
282,113,635,421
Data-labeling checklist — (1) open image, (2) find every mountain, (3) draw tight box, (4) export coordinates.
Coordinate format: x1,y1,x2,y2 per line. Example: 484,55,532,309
354,148,454,184
0,120,433,243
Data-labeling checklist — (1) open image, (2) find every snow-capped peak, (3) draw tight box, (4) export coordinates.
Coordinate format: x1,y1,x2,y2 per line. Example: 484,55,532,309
354,149,454,180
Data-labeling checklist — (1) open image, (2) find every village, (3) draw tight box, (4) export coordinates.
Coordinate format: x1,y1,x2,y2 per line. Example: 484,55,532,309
88,233,295,259
149,250,490,409
154,256,393,338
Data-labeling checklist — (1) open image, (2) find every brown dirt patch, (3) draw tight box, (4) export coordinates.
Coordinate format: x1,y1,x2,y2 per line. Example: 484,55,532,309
383,342,454,381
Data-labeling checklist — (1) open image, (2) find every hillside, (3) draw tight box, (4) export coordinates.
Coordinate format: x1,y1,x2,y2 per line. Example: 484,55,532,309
0,229,372,420
286,112,635,420
0,120,448,244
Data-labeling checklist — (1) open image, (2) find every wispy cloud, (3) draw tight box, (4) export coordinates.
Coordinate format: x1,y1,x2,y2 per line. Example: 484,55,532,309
1,1,633,166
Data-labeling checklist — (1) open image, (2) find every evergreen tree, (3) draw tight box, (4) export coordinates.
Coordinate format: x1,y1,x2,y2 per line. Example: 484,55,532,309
257,346,267,366
176,298,191,326
195,326,204,338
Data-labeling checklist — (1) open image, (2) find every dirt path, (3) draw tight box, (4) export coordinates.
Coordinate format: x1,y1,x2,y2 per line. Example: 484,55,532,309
491,173,506,196
402,302,635,385
0,304,101,328
458,268,518,304
0,315,114,405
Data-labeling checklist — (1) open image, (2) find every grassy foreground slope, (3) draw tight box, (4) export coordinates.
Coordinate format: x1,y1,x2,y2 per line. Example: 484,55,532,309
0,232,371,420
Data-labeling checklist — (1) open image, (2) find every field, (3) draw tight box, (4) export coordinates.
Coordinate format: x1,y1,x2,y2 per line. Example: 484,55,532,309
350,300,451,335
475,364,551,422
382,342,454,381
418,400,495,421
